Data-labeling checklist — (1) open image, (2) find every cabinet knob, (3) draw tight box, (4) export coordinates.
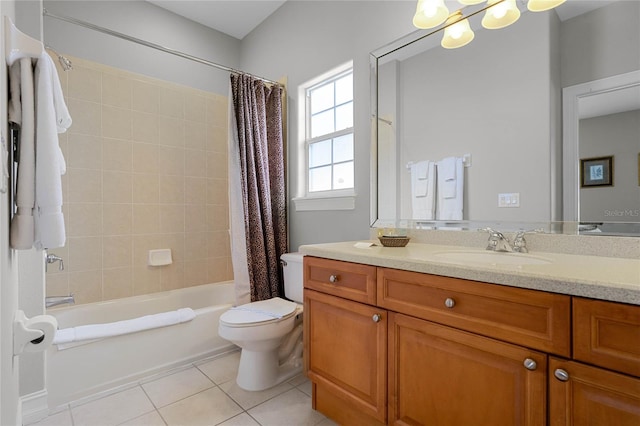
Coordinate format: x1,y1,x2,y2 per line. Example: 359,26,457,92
444,298,456,308
554,369,569,382
523,358,537,371
329,275,339,283
372,314,382,323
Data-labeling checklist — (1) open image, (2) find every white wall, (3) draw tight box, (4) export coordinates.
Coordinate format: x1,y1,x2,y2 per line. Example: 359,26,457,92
240,1,416,250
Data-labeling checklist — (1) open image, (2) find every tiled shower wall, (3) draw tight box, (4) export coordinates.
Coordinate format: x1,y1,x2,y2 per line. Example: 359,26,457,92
46,54,233,305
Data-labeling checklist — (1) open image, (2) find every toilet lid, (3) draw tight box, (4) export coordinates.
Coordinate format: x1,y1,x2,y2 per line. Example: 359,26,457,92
220,297,298,327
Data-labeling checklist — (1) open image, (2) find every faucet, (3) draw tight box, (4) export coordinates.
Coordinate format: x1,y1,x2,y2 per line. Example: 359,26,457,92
46,295,74,308
45,254,64,272
481,228,513,252
512,228,544,253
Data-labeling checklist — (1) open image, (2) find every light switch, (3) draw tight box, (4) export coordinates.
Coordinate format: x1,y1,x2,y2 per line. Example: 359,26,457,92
498,192,520,208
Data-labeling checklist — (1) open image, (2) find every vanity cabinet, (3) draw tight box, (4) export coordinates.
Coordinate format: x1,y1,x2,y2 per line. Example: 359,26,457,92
303,256,640,425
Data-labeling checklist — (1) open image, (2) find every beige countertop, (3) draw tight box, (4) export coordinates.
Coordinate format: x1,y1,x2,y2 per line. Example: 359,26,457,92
299,241,640,305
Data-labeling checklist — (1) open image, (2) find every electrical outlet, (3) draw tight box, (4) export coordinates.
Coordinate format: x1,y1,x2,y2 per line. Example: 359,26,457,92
498,192,520,208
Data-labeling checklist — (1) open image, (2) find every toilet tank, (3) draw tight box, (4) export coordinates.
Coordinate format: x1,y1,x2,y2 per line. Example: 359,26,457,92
281,252,304,303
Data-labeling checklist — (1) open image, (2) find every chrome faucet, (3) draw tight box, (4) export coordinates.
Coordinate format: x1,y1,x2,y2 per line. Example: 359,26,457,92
481,228,513,252
45,295,74,308
512,228,544,253
45,254,64,272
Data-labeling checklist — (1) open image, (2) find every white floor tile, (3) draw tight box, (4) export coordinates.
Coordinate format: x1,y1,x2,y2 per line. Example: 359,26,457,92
248,389,326,426
26,409,73,426
315,417,339,426
219,379,293,410
142,367,214,408
158,387,243,426
71,387,156,426
216,412,260,426
196,351,241,384
287,374,309,388
119,410,167,426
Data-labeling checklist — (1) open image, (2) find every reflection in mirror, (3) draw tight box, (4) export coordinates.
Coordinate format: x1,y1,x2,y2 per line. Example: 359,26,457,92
371,0,640,235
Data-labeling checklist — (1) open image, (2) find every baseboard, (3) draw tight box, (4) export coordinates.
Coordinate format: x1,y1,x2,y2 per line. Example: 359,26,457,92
20,389,49,425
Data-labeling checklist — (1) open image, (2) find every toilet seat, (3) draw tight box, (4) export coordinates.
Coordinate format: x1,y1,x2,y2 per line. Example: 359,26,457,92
220,297,298,328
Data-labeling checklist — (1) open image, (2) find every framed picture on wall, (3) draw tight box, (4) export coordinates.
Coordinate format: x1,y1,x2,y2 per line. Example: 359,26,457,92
580,156,613,188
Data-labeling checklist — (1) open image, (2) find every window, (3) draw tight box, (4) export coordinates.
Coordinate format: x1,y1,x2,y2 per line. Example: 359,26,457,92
305,68,354,194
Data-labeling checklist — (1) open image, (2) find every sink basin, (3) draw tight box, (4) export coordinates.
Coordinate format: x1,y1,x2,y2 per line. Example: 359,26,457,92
431,250,552,266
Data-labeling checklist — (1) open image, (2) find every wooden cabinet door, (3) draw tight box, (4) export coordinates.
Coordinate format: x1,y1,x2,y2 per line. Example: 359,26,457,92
388,313,547,426
549,357,640,426
304,289,387,424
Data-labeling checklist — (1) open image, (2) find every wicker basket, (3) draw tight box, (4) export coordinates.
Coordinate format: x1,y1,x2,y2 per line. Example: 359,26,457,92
378,236,410,247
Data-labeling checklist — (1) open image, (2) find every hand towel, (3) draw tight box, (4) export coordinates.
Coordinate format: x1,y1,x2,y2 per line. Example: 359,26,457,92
438,156,457,199
411,160,436,220
52,308,196,345
10,58,36,249
437,157,464,220
33,53,72,250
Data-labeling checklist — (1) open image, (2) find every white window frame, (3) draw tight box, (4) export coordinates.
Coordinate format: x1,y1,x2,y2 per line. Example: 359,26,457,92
294,61,355,212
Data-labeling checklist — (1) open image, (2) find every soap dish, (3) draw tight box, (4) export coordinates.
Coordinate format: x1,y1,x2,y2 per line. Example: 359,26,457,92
378,236,410,247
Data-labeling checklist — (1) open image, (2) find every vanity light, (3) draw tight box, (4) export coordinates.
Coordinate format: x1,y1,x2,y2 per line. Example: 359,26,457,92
482,0,521,29
527,0,566,12
441,11,475,49
413,0,450,29
458,0,486,4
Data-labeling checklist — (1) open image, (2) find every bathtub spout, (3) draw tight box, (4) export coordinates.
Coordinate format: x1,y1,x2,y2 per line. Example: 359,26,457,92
46,295,75,308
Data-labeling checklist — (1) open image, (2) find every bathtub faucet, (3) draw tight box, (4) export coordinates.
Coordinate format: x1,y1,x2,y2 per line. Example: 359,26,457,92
46,295,75,308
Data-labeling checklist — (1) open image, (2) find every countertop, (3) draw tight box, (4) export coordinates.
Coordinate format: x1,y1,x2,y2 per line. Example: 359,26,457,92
298,241,640,305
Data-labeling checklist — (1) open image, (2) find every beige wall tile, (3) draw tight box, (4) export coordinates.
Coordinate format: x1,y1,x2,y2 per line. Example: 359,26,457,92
185,177,206,205
206,95,228,127
68,168,102,203
103,203,133,235
159,204,184,233
185,204,206,233
158,146,185,176
158,234,185,264
159,175,185,204
207,205,229,232
103,235,133,269
103,171,132,203
132,142,159,174
160,262,184,291
103,106,132,140
133,174,160,204
69,270,103,304
185,232,207,261
207,178,228,205
206,151,227,179
132,111,159,143
68,202,102,237
69,66,102,103
103,267,133,300
207,125,228,153
68,236,103,272
158,117,184,148
45,273,70,298
208,231,231,259
185,149,206,177
185,93,206,123
67,134,102,169
102,73,132,109
133,235,162,266
207,257,232,284
45,246,69,276
159,87,184,119
184,260,208,287
103,138,133,172
185,121,206,150
133,204,160,235
132,81,159,114
68,99,101,136
133,266,161,295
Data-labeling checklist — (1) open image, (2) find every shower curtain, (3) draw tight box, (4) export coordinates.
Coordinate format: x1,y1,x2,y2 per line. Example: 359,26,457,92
229,74,287,304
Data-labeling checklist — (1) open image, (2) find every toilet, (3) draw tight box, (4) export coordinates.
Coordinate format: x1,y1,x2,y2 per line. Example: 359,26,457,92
218,252,304,391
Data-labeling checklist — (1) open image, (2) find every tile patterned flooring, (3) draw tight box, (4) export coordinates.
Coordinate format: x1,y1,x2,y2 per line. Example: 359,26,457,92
29,351,337,426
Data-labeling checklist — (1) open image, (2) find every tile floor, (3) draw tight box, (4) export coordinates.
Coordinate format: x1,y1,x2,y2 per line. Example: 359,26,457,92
29,351,337,426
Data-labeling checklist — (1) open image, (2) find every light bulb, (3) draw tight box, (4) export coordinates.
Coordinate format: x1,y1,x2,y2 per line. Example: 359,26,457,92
491,3,508,19
449,22,465,39
422,2,438,17
413,0,450,29
482,0,520,29
441,12,474,49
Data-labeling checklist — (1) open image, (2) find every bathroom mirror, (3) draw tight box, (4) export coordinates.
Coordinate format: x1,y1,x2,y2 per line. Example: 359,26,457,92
370,0,640,235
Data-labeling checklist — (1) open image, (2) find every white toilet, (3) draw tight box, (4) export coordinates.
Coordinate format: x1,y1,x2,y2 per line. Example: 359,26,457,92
218,252,304,391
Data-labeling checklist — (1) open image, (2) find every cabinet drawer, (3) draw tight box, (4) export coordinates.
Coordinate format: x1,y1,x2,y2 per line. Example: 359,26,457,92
378,267,571,356
304,256,377,304
573,298,640,377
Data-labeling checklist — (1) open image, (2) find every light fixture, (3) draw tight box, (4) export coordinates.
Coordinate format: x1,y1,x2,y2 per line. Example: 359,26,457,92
527,0,566,12
482,0,521,29
458,0,486,4
413,0,450,29
441,11,475,49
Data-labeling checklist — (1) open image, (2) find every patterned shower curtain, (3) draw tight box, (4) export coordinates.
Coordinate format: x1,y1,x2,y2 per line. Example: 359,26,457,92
229,73,287,302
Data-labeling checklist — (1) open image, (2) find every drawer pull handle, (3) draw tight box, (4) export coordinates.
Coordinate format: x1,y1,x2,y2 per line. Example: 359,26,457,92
523,358,537,371
372,314,382,323
444,298,456,308
554,369,569,382
329,275,339,283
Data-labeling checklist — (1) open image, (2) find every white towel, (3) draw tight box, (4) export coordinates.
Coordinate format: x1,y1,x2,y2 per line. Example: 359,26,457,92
436,157,464,220
411,160,436,220
438,156,457,199
33,53,72,250
52,308,196,345
10,58,36,249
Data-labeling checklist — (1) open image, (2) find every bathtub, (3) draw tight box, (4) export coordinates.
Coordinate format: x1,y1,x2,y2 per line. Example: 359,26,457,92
46,282,237,408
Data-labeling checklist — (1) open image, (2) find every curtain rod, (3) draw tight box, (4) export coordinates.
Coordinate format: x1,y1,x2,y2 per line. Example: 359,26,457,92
42,9,281,86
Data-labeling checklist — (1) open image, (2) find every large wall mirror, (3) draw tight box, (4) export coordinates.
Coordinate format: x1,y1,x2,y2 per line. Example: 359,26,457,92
370,0,639,235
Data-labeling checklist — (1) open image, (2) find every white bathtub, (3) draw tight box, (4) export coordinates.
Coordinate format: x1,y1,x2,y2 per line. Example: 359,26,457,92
46,282,237,408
